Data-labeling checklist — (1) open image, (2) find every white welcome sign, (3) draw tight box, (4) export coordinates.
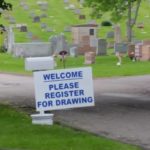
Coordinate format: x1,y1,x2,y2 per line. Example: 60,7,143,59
33,67,95,111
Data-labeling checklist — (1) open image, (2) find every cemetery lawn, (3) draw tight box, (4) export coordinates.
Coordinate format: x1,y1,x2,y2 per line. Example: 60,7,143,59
0,104,141,150
56,55,150,78
0,53,150,77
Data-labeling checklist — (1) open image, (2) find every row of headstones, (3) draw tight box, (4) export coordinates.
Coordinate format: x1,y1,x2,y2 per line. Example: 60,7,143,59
49,35,108,57
20,0,48,11
63,0,87,20
114,40,150,60
64,0,84,4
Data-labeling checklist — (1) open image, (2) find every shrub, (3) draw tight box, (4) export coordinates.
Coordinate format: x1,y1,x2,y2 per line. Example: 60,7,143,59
101,21,112,26
0,45,7,53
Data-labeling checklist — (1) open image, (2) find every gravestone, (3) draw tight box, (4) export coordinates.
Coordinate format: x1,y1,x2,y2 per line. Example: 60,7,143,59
33,16,40,22
9,17,16,24
56,34,69,53
40,5,48,11
84,52,96,64
79,0,84,4
142,40,150,45
114,43,128,53
64,0,69,3
114,25,121,43
140,46,150,61
68,4,75,9
97,39,107,55
20,1,25,6
50,36,58,54
29,12,36,18
106,31,114,38
20,25,28,32
69,46,78,57
23,5,29,10
79,15,86,19
136,22,144,29
26,32,33,39
46,27,53,32
128,44,135,60
40,23,47,29
40,13,47,18
64,26,71,32
37,1,48,6
74,9,81,15
135,42,142,60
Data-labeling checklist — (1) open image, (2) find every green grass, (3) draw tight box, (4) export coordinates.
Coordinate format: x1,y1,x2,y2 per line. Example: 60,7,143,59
0,104,141,150
0,0,150,42
0,53,30,75
57,55,150,77
0,53,150,77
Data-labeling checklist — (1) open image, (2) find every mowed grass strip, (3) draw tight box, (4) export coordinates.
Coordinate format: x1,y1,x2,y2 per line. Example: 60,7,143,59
0,104,141,150
0,53,150,77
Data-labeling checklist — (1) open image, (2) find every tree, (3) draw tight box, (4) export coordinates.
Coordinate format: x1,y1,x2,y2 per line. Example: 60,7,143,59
84,0,142,43
0,0,12,16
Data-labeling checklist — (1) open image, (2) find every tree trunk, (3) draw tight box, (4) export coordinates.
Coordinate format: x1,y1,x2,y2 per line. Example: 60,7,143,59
127,0,132,43
127,0,142,43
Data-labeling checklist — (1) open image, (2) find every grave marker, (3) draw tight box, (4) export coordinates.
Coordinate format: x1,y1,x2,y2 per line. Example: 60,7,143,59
97,39,107,55
106,31,114,38
33,16,40,23
20,25,28,32
114,43,128,53
79,14,86,19
84,52,96,64
41,23,47,29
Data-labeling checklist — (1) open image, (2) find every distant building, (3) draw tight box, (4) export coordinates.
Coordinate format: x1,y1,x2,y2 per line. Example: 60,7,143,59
71,24,98,54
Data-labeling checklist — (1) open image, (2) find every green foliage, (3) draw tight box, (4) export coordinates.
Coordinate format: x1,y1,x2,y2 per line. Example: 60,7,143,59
0,0,12,15
101,21,112,26
0,45,7,53
0,104,141,150
84,0,139,21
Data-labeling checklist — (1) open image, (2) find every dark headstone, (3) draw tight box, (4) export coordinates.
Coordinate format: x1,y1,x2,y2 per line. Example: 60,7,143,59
33,16,40,22
20,26,28,32
106,31,114,38
114,43,128,53
79,15,86,19
97,39,107,55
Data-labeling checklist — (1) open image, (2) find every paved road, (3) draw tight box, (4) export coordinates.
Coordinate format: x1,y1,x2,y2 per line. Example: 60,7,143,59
0,73,150,149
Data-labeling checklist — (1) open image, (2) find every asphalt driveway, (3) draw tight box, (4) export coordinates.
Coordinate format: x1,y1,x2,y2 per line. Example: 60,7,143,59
0,73,150,149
